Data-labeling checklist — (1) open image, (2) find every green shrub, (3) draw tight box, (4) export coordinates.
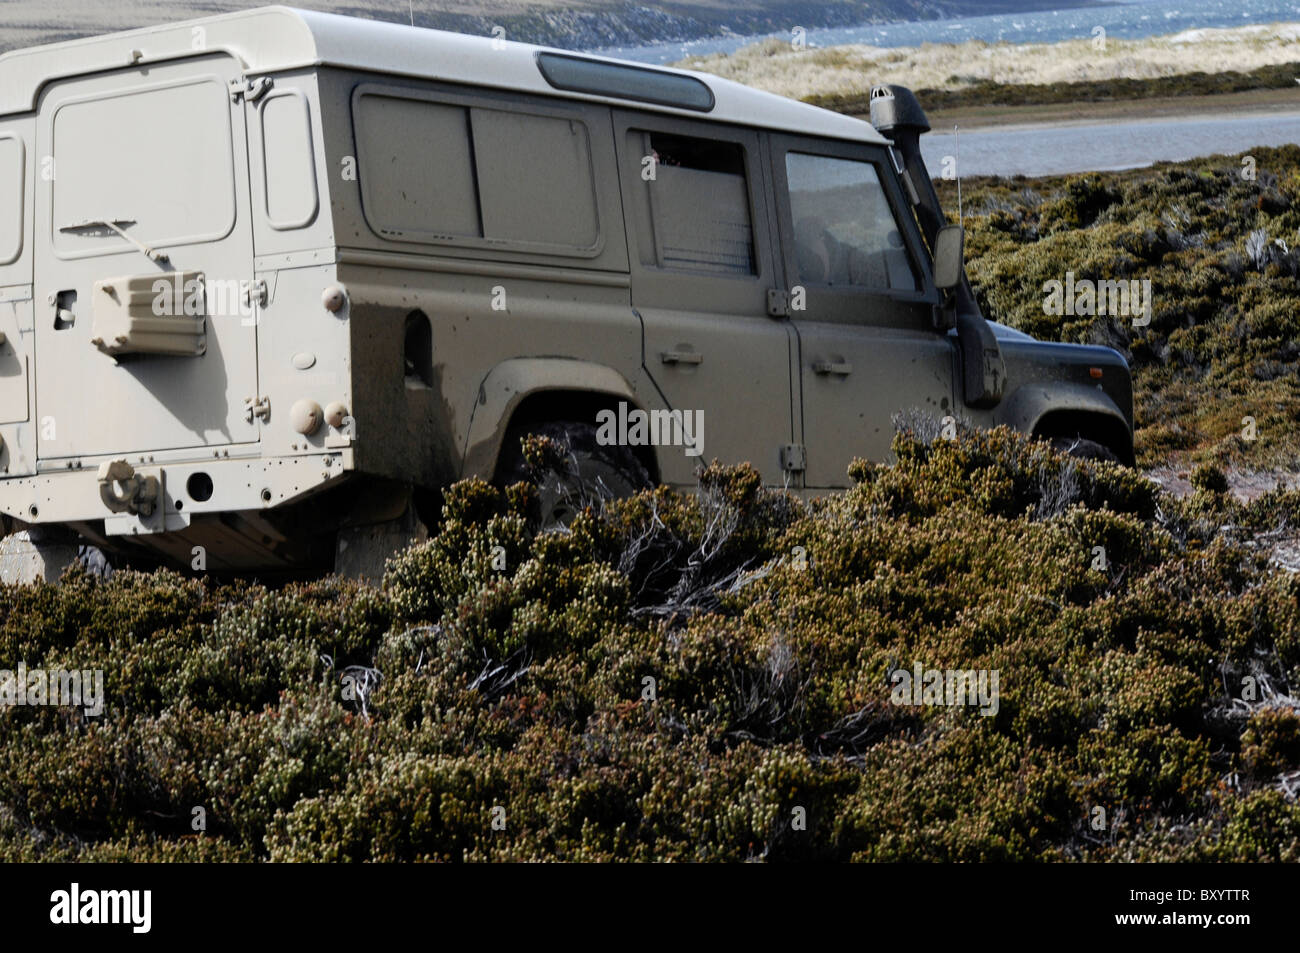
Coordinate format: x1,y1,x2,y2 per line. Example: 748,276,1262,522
2,428,1297,861
940,145,1300,468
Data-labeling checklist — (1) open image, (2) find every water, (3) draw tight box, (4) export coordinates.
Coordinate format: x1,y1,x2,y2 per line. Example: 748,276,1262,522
589,1,1300,177
920,109,1300,177
595,0,1300,64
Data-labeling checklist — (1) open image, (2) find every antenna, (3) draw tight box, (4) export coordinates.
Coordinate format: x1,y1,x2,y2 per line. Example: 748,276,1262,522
954,123,963,228
409,1,415,27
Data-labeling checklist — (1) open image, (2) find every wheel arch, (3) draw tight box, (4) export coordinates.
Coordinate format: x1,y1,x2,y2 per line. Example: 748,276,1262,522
1032,408,1135,466
460,358,660,484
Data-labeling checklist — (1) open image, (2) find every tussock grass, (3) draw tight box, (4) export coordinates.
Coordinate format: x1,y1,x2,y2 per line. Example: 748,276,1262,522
678,23,1300,104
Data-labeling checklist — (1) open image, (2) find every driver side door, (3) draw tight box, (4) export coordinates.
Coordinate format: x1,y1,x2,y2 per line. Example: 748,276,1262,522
769,135,956,487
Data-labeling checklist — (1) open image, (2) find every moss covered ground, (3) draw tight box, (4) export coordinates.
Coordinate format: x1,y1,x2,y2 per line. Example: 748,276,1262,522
6,131,1300,863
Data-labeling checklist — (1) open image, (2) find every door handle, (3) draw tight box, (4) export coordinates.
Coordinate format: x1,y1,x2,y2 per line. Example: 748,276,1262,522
661,350,703,365
813,360,852,376
53,289,77,330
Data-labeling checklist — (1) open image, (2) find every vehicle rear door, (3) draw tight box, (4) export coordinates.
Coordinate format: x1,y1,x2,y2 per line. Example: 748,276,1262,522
32,53,259,461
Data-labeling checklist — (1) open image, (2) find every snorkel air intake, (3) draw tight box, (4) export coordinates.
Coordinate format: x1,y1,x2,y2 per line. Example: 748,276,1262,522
870,85,1005,408
869,85,942,239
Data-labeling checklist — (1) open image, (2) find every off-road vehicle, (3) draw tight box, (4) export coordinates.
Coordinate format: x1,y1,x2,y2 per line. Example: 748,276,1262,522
0,6,1133,581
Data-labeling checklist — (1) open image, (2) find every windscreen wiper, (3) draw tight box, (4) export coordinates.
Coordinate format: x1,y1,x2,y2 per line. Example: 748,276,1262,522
58,218,170,265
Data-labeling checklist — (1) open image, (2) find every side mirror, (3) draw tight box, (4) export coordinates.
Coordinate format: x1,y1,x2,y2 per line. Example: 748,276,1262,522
932,224,965,292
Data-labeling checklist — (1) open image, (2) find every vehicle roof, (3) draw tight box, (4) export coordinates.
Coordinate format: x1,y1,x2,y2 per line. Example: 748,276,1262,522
0,5,888,145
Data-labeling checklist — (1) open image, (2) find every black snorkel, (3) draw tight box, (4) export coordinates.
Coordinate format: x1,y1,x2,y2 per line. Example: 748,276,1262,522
869,85,1005,408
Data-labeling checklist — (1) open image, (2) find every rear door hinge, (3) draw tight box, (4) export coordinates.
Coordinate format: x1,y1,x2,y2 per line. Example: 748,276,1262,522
243,278,268,308
244,396,271,423
767,288,790,318
229,77,273,103
780,444,806,472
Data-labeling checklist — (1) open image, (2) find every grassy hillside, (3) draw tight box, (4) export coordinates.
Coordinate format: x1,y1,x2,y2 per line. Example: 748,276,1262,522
677,23,1300,103
808,60,1300,117
943,145,1300,470
2,430,1298,861
2,64,1299,860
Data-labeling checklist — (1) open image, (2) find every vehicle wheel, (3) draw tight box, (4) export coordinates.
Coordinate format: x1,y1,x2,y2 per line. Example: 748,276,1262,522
1049,434,1119,464
495,420,652,527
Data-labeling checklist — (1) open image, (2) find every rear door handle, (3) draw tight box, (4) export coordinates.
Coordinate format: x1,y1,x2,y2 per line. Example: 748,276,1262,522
660,350,703,365
813,360,852,376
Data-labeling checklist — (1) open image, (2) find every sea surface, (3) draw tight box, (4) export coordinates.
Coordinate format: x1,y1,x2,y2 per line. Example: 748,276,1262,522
595,0,1300,63
592,0,1300,177
918,108,1300,177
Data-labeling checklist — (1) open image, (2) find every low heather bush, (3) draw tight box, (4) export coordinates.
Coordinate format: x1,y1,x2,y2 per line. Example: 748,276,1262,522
1,427,1298,861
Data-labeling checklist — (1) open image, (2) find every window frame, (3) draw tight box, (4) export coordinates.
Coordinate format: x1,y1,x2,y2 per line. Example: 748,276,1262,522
350,82,605,259
769,134,939,325
613,110,778,316
535,52,715,112
48,74,239,260
633,128,757,277
257,87,320,232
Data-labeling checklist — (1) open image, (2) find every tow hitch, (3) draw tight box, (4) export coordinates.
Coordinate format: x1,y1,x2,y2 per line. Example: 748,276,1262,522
96,460,159,517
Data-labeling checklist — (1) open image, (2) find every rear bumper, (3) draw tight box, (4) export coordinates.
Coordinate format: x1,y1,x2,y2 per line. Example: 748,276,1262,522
0,448,354,535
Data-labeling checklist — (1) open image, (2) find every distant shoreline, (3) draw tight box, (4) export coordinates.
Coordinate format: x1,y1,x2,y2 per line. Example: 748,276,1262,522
787,54,1300,131
804,58,1300,129
680,21,1300,131
928,86,1300,131
0,1,1113,57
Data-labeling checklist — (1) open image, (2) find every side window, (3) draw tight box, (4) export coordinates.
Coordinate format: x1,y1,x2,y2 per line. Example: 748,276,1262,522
628,130,755,276
472,110,598,247
785,152,918,293
258,90,320,231
353,92,599,252
353,96,481,239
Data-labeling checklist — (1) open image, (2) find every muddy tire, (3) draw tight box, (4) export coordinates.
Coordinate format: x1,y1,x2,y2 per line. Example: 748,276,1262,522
495,420,652,527
1050,435,1119,464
